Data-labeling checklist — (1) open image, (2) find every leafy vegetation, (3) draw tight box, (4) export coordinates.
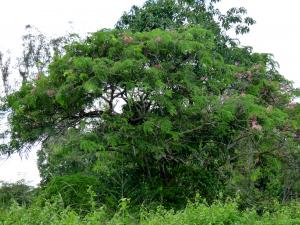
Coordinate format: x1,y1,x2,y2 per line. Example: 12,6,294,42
1,0,300,224
0,180,35,208
1,197,300,224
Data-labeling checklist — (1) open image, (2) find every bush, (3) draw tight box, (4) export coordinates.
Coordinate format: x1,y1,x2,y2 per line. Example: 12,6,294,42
37,174,102,213
1,198,300,225
0,180,35,208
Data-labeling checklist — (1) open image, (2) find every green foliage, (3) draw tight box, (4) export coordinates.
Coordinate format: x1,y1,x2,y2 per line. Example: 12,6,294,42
37,174,102,213
141,200,300,225
1,198,300,224
17,25,80,83
0,180,35,208
1,0,300,214
116,0,254,35
4,24,300,209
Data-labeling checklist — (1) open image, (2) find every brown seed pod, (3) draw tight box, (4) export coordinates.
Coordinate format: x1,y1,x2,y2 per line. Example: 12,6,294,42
36,73,41,80
234,72,243,79
123,36,134,44
247,71,253,81
46,89,56,97
155,36,162,43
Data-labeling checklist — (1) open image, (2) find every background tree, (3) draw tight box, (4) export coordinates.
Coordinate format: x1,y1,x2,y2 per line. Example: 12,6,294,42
0,180,35,208
0,51,11,96
17,25,51,83
116,0,255,35
17,25,80,83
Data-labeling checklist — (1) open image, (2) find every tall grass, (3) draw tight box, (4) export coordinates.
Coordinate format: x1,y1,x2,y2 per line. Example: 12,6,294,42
1,198,300,225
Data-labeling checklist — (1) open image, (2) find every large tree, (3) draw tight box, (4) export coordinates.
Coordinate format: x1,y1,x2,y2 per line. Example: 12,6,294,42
2,0,300,209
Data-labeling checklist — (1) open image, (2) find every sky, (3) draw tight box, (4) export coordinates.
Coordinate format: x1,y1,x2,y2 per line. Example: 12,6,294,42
217,0,300,87
0,0,299,186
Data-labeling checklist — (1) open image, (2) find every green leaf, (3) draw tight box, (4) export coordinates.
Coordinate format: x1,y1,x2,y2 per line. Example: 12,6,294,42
80,140,99,153
159,118,172,134
83,80,100,94
143,120,154,134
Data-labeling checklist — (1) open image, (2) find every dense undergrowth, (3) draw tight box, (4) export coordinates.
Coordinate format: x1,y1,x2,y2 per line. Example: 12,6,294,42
1,197,300,225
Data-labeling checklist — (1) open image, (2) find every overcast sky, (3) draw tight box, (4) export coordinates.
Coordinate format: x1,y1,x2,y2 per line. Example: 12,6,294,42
0,0,299,186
